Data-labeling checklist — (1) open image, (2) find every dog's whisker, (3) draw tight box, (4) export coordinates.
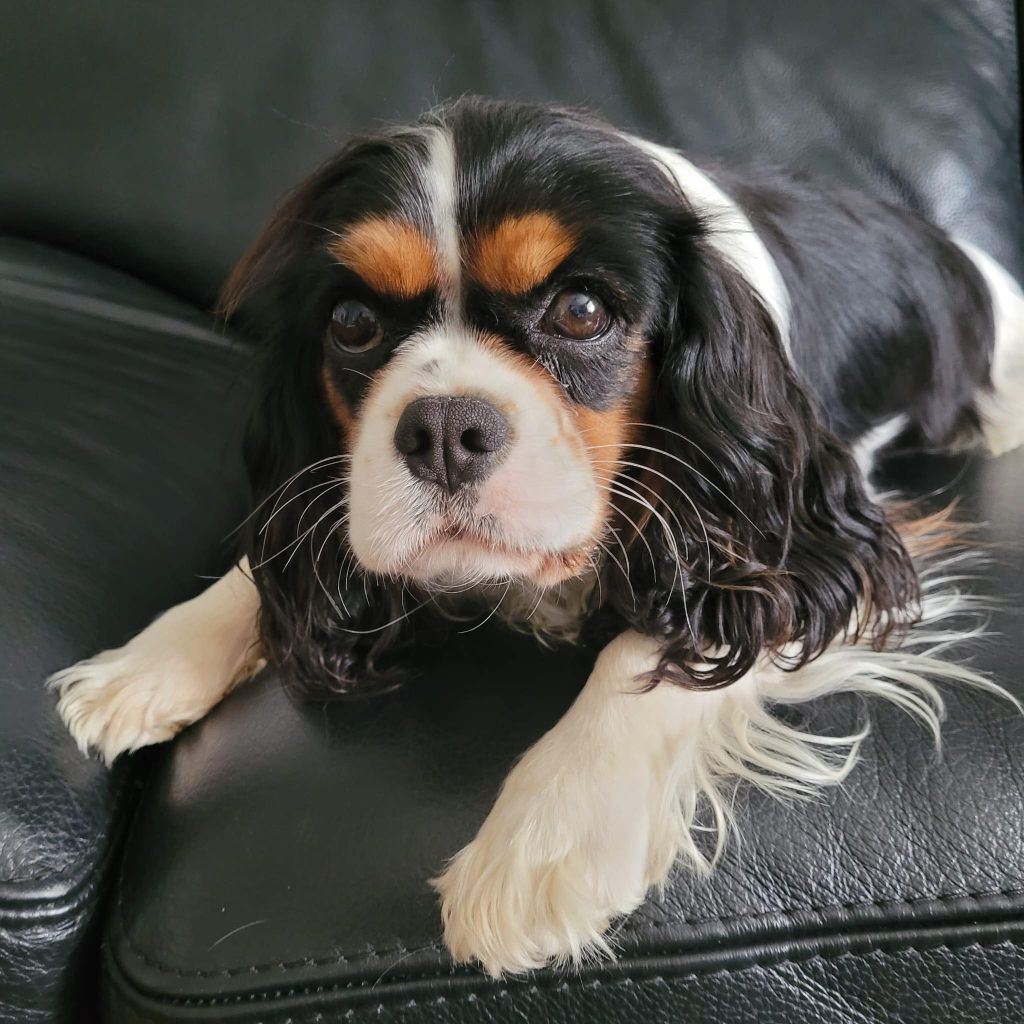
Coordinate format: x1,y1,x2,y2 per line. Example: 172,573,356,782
594,468,712,584
605,483,695,637
311,518,351,619
602,525,638,610
258,477,346,536
593,459,722,567
600,490,659,588
338,595,434,636
593,533,635,612
457,578,513,634
586,440,764,537
253,501,348,572
238,453,353,533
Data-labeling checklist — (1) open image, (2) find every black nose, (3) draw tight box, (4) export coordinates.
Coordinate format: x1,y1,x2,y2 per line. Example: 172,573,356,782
394,396,511,491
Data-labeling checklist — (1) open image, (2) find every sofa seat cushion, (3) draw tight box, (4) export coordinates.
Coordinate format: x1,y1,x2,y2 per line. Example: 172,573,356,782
103,446,1024,1022
0,239,248,1023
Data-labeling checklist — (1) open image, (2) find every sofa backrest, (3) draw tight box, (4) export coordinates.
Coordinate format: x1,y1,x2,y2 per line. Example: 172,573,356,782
1,0,1020,308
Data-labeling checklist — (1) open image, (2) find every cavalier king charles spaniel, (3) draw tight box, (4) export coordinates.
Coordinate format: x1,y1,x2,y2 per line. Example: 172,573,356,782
51,97,1024,976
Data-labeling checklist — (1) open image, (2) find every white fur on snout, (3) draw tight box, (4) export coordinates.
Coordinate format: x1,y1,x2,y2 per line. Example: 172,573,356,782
347,327,602,582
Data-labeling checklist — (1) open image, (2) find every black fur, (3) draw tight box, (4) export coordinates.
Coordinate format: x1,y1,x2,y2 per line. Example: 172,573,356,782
221,134,429,696
220,96,995,698
605,231,918,687
717,166,994,446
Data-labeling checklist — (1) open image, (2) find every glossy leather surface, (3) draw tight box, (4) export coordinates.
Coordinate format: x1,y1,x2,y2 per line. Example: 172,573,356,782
1,0,1022,1020
0,239,249,1022
102,451,1024,1022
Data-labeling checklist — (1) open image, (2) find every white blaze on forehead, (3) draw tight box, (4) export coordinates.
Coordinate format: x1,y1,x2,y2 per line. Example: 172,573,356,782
421,124,462,309
624,133,792,352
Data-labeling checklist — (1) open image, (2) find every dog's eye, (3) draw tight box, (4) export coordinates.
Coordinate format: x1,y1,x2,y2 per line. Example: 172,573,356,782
542,289,610,340
328,299,384,353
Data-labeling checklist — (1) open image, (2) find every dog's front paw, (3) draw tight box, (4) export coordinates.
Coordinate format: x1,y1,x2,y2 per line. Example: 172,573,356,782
433,830,628,977
49,649,204,764
431,754,659,977
49,618,263,764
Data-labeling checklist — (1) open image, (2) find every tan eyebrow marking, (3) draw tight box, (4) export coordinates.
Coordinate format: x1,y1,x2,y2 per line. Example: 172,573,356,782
469,212,576,295
326,217,440,299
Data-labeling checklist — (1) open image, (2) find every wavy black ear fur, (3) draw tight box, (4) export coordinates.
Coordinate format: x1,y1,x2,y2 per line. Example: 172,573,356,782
609,218,920,688
219,142,410,699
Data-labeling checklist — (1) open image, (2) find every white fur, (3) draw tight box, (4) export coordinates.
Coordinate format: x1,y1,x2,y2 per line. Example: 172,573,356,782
625,133,792,349
421,124,461,307
953,239,1024,456
346,326,602,584
48,560,262,764
853,413,908,479
434,575,1012,977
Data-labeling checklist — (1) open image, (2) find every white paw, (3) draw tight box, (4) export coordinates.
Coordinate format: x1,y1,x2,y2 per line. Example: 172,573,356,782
432,746,669,976
49,585,263,764
49,647,214,764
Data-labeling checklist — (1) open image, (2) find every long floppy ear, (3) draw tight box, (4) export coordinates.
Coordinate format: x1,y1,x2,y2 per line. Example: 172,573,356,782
612,224,919,688
218,144,409,699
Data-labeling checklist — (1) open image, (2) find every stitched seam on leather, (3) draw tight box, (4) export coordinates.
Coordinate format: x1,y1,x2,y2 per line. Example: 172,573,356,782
0,765,135,895
109,936,1023,1013
115,885,1024,979
616,884,1024,936
317,938,1024,1022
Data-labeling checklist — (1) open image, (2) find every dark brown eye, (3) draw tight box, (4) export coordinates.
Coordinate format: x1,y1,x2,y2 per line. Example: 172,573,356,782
543,289,610,340
328,299,384,353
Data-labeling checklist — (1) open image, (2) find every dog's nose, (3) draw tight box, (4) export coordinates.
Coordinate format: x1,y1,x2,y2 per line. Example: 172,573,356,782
394,395,510,491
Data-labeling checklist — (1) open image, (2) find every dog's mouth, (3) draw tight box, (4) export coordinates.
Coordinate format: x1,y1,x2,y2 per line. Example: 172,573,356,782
438,520,506,548
427,518,534,563
402,516,595,586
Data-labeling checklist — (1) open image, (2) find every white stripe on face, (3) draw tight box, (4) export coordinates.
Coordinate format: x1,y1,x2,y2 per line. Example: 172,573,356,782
421,124,462,313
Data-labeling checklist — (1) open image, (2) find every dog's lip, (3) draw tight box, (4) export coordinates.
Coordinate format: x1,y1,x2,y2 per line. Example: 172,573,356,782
402,520,594,585
436,522,522,555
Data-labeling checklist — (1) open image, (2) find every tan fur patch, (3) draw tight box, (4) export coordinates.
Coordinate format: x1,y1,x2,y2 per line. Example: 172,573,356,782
469,213,576,295
579,354,654,538
891,500,977,560
327,218,439,298
322,369,355,441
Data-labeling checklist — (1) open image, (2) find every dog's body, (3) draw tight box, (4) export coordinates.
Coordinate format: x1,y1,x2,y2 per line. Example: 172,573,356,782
50,98,1024,976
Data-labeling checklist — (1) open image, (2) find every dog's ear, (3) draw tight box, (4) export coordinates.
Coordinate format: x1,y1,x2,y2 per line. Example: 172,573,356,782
218,144,408,699
612,224,919,687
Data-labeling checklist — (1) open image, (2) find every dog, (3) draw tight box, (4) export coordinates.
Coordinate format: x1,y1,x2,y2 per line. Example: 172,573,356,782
49,96,1024,977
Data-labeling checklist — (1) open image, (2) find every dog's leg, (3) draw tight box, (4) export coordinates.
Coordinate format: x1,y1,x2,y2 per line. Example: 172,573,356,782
433,630,735,977
434,594,1002,977
49,559,262,764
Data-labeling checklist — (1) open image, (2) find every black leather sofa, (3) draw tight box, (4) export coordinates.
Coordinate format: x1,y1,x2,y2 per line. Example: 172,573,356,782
2,3,1023,1021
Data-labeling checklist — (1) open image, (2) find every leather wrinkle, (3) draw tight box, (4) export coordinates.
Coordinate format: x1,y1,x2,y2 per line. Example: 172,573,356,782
0,767,134,895
107,937,1024,1012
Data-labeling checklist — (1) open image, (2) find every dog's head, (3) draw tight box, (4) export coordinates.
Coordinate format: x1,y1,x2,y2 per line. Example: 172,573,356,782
223,97,916,696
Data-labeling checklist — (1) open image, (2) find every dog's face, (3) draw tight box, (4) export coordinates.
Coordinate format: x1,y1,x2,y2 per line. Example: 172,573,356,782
330,127,663,587
225,98,914,697
235,105,675,589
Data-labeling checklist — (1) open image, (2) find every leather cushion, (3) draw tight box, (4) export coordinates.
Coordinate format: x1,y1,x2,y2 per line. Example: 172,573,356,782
102,450,1024,1024
0,239,248,1023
